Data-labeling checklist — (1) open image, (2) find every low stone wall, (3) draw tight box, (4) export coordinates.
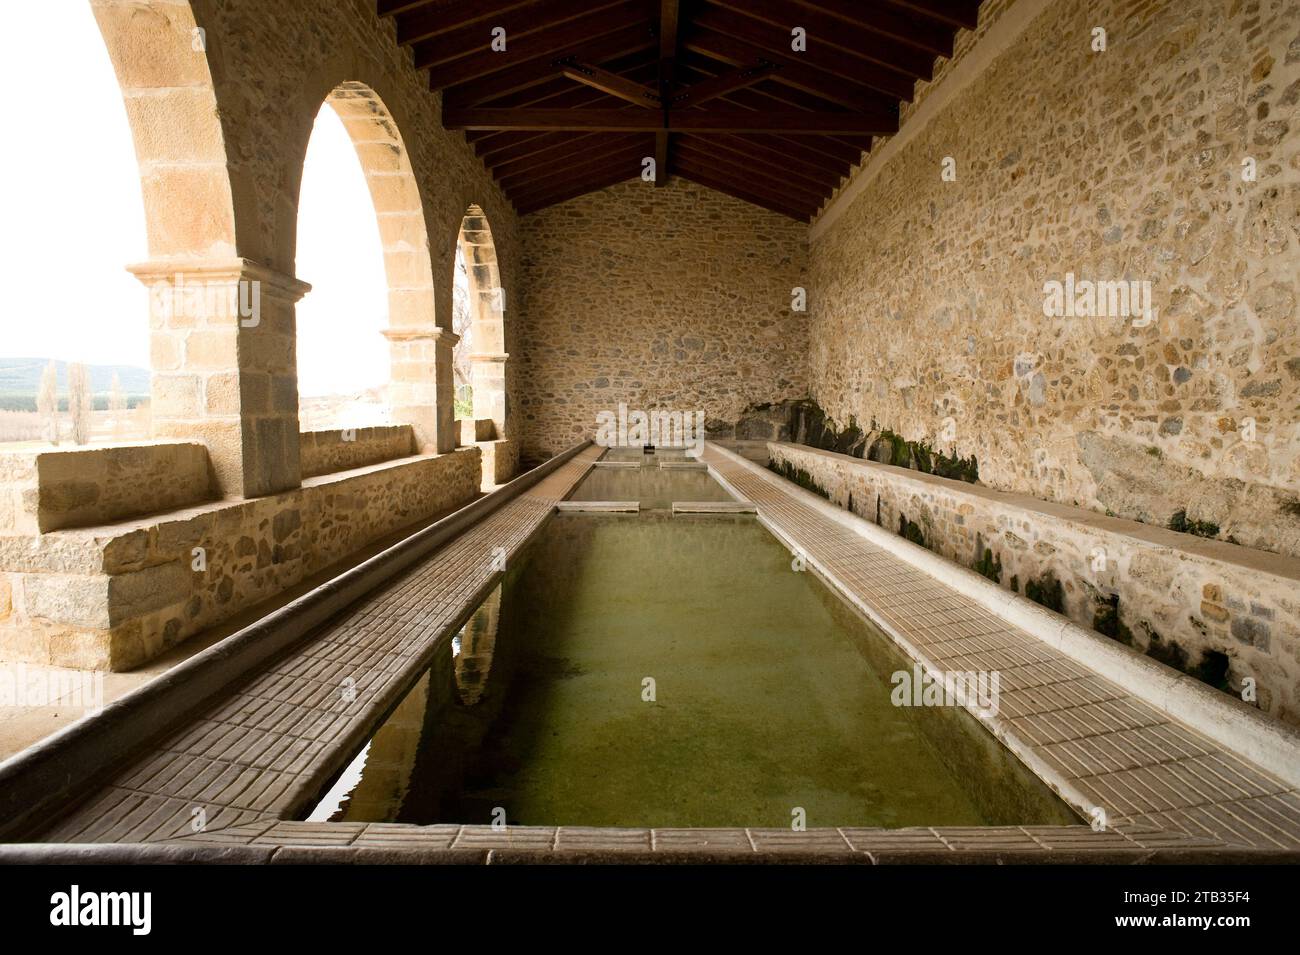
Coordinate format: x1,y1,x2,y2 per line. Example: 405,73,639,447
0,442,213,533
299,426,415,479
0,448,481,670
769,442,1300,726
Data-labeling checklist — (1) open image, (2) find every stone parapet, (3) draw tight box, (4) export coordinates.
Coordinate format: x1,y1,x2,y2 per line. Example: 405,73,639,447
0,441,213,534
0,447,480,670
299,426,415,479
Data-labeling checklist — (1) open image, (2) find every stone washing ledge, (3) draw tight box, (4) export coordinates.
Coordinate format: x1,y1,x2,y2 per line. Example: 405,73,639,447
767,441,1300,727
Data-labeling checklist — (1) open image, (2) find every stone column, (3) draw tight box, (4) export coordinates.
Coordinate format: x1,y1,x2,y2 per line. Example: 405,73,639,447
385,326,457,454
130,258,311,499
470,351,508,440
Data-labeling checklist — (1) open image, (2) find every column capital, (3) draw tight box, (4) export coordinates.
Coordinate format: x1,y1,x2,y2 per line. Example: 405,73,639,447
127,257,312,303
383,326,459,347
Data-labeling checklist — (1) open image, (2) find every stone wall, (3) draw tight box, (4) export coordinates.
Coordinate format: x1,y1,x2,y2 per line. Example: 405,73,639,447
516,179,809,463
770,441,1300,726
0,448,481,670
807,0,1300,558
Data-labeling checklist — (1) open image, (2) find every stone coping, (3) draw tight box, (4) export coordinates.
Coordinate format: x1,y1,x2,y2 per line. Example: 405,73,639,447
6,823,1297,864
0,442,595,841
769,442,1300,584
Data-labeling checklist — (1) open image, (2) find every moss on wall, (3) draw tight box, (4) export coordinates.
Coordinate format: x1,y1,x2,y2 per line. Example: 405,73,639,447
1024,573,1064,613
1168,509,1221,539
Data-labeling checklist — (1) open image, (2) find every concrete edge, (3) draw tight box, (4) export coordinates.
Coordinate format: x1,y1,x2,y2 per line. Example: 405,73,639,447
2,842,1294,865
704,441,1300,791
0,441,594,840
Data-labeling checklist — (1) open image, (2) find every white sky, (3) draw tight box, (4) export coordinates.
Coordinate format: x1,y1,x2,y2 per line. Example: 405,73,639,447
1,0,392,398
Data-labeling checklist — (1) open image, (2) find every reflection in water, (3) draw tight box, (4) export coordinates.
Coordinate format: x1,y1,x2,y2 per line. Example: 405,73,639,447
569,448,734,509
453,586,500,707
313,514,1078,829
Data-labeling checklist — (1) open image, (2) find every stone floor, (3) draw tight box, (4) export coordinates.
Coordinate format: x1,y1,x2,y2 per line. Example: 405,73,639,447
9,440,1299,860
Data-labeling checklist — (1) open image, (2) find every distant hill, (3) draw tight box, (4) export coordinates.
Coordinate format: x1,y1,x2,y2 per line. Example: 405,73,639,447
0,358,150,411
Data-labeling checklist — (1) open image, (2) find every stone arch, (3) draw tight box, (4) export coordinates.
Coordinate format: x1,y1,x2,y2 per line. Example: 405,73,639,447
90,0,238,260
298,81,443,452
456,206,508,440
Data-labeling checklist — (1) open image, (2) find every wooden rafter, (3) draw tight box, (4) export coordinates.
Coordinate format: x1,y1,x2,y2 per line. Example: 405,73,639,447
380,0,975,218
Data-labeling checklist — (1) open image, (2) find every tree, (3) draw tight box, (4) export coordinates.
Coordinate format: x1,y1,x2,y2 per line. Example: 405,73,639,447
109,372,126,439
37,360,59,446
68,363,92,445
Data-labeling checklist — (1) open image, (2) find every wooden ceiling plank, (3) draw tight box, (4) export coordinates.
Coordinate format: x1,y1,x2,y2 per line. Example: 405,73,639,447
789,0,955,58
502,143,649,193
379,0,437,18
701,133,845,186
442,20,657,106
673,165,810,220
690,6,917,100
707,0,938,79
684,27,891,113
497,133,648,181
672,141,830,204
424,3,649,86
880,0,981,32
513,164,640,212
443,107,895,134
766,133,865,166
395,0,539,46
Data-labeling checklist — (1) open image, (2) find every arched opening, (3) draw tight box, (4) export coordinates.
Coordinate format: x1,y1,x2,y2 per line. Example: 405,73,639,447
295,102,390,430
455,207,508,441
292,81,439,446
0,2,151,446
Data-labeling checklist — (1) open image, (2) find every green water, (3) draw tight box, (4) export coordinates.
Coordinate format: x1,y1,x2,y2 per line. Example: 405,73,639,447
567,448,734,508
312,514,1077,828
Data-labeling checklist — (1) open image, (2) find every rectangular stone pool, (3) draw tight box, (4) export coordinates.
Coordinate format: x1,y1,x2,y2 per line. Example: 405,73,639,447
307,470,1078,828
